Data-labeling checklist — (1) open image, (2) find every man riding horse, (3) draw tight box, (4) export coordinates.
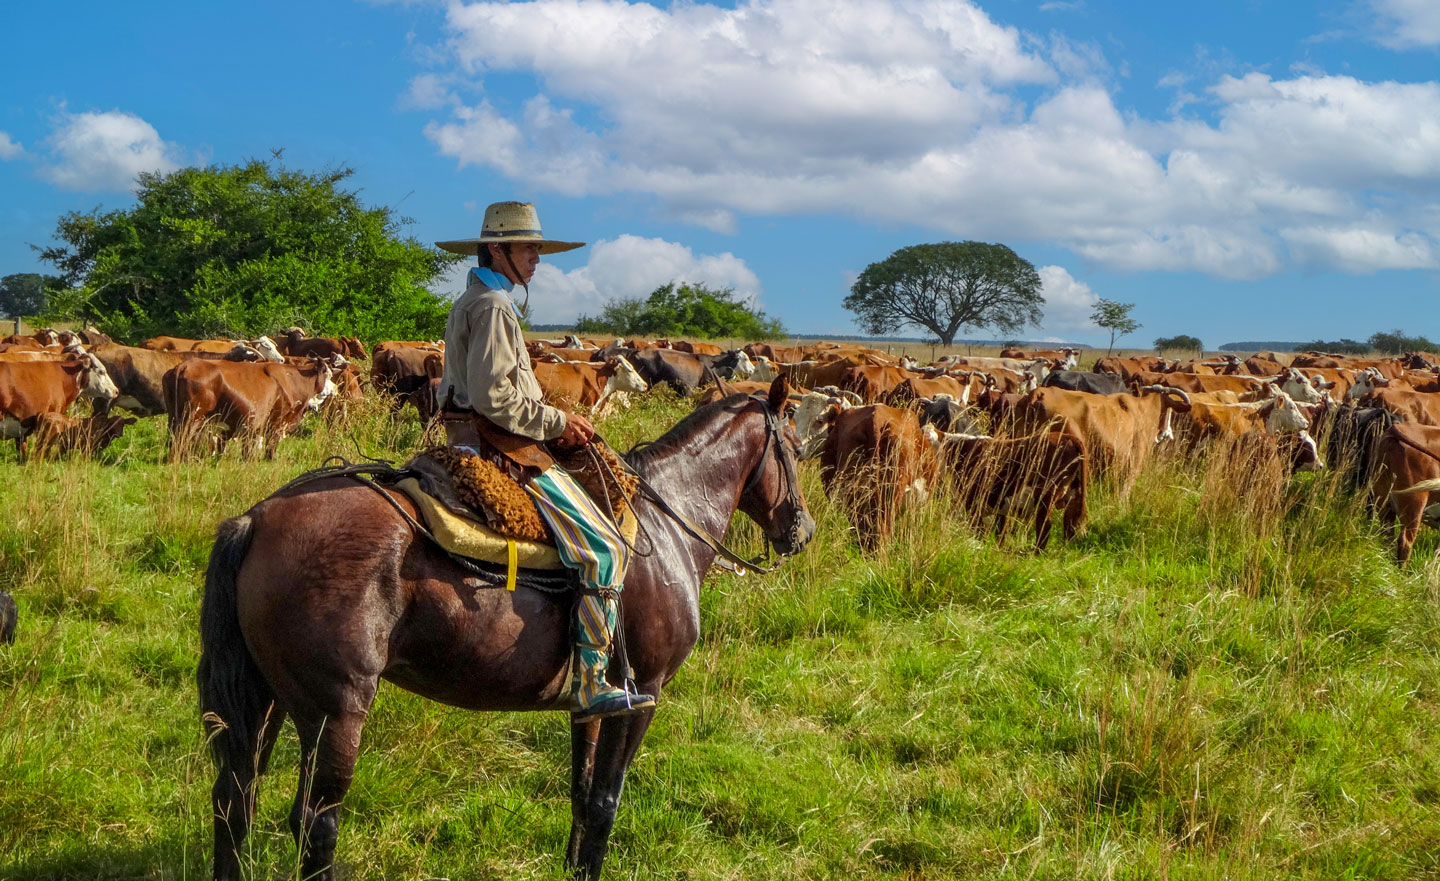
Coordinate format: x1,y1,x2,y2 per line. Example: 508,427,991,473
435,201,654,721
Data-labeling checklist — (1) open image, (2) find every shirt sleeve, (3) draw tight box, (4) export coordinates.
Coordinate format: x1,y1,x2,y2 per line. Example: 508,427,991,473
465,303,567,441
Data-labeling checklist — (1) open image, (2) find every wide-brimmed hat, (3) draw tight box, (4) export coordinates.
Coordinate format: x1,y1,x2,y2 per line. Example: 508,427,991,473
435,201,585,256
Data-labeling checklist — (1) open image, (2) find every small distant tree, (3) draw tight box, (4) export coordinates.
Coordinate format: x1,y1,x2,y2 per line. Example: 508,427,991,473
1091,298,1140,356
1369,329,1438,355
0,273,58,321
843,241,1043,346
1154,334,1203,355
575,282,785,340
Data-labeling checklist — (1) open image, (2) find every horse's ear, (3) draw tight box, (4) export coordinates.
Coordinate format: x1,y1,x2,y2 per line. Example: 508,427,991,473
767,375,790,413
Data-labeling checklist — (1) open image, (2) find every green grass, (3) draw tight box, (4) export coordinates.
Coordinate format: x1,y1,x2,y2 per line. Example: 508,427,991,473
3,392,1440,879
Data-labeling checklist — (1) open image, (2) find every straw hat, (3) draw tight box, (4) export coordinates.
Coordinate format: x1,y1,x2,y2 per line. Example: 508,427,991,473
435,201,585,256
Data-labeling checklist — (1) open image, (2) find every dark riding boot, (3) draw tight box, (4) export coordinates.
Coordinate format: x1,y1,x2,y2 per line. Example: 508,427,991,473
572,592,654,721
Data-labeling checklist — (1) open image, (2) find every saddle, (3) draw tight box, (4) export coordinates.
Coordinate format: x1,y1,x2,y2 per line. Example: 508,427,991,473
395,442,639,575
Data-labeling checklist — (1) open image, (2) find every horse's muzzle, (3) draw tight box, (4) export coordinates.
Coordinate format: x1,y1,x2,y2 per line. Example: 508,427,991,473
774,512,817,556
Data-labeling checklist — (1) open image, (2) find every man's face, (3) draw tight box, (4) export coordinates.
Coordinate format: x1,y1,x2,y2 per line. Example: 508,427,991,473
491,242,542,284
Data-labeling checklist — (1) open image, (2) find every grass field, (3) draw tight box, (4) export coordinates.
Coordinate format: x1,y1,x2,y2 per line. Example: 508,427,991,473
3,388,1440,880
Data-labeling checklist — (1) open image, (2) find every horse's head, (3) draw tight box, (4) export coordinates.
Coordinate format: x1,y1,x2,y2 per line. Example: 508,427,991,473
738,376,816,557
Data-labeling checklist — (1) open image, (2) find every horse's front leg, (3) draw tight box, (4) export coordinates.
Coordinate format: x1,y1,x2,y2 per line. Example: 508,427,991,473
566,719,602,868
568,707,657,879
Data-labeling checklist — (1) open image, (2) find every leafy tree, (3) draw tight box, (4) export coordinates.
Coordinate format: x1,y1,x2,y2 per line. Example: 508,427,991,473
843,241,1042,346
37,156,462,342
1091,298,1140,357
1368,329,1438,355
1154,334,1203,354
0,273,59,319
575,282,785,340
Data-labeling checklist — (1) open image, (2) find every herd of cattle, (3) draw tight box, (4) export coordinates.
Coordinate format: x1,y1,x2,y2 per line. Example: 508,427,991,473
4,328,1440,563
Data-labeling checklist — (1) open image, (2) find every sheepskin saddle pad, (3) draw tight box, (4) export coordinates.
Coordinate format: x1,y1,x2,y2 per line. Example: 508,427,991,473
403,444,639,546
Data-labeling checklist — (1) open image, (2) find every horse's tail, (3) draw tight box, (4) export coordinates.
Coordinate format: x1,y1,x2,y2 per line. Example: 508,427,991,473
197,514,271,769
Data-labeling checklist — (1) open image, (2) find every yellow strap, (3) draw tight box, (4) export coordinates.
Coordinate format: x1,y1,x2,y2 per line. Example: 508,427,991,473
506,539,518,592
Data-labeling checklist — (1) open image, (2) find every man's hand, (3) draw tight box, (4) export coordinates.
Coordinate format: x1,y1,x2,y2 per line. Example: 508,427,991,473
556,412,595,447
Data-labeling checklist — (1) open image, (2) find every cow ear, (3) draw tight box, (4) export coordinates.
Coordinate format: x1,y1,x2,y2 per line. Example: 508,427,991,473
767,375,790,413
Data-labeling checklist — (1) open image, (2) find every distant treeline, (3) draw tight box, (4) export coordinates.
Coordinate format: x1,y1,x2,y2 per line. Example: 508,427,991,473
531,326,1091,349
1220,330,1437,355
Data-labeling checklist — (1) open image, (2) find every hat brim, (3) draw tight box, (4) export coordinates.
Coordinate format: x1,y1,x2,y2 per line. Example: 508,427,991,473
435,237,585,256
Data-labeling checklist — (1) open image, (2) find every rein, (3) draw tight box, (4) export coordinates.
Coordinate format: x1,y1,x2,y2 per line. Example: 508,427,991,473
603,396,798,576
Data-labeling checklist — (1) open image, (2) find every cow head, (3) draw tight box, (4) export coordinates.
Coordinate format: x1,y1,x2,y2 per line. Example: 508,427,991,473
1345,367,1388,401
304,363,338,412
1259,390,1309,435
918,394,980,434
791,390,848,460
343,337,369,360
252,336,285,362
1274,368,1325,404
226,343,264,362
35,329,58,347
77,353,120,402
749,355,779,383
607,356,648,394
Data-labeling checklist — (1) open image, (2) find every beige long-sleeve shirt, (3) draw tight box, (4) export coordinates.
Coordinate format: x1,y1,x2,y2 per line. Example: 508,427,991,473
440,271,567,441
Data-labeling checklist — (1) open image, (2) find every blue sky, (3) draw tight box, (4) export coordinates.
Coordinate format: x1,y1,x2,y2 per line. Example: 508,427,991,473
2,0,1437,347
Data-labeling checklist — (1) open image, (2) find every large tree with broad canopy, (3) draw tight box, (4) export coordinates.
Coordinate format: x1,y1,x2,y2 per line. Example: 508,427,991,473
843,241,1043,346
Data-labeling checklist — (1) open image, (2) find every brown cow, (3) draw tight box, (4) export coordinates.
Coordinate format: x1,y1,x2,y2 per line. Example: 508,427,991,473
1014,386,1190,490
371,345,444,396
1129,370,1277,401
141,336,239,354
29,412,137,459
533,356,648,414
670,340,724,355
881,375,970,407
817,404,938,550
1242,356,1285,376
0,357,120,456
929,424,1087,549
1357,387,1440,426
1371,423,1440,564
1093,356,1169,382
839,365,911,402
90,344,196,417
277,329,368,361
163,359,336,457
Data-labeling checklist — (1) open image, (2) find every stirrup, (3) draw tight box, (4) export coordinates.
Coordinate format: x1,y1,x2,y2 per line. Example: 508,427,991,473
571,689,655,722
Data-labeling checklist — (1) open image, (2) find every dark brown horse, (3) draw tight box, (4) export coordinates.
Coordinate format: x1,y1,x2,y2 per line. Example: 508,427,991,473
198,378,814,880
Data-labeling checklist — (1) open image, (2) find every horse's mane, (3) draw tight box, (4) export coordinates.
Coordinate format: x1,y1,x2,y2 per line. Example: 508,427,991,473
624,394,756,470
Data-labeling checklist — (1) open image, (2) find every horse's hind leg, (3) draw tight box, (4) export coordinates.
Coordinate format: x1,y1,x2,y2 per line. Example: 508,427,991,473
288,709,369,881
210,702,287,881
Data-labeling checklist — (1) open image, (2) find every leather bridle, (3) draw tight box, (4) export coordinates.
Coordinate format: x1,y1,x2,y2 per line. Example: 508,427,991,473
617,395,805,575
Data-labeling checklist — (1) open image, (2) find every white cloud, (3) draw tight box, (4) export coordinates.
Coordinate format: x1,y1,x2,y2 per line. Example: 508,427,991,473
432,235,762,324
401,73,458,110
419,0,1440,279
38,110,182,192
0,132,23,160
1036,265,1097,333
1370,0,1440,48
